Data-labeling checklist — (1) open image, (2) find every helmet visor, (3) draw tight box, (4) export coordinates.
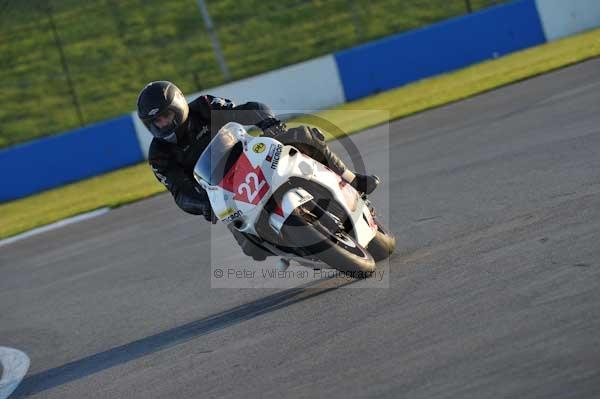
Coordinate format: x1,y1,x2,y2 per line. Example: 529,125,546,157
144,109,178,139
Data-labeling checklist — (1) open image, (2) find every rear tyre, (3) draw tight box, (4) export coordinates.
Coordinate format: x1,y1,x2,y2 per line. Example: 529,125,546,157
280,209,376,274
366,221,396,262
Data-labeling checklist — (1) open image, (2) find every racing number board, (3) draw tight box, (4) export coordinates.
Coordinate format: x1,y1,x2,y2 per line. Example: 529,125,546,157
218,153,270,205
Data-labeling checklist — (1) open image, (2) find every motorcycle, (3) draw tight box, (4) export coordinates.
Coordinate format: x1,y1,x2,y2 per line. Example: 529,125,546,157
193,122,395,273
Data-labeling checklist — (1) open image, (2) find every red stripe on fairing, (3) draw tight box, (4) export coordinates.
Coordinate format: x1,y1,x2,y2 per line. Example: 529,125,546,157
218,153,270,205
274,204,284,217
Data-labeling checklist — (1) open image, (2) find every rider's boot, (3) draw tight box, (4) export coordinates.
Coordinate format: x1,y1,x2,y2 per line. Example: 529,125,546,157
342,170,380,195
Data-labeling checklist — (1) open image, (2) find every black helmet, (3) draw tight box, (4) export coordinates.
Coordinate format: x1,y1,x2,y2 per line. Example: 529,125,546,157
137,81,189,143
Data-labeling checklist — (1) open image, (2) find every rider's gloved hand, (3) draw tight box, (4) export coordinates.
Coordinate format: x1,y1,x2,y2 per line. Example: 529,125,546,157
200,201,217,224
177,194,216,223
258,117,286,137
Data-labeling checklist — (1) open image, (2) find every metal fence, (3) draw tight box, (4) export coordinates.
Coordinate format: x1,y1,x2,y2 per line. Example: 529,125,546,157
0,0,505,147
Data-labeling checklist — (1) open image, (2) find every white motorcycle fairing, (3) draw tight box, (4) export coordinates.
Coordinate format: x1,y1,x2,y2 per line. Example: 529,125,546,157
193,122,378,267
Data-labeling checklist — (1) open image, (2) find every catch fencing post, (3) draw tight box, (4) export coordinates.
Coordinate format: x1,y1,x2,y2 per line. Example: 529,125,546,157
196,0,231,81
44,2,85,126
465,0,473,13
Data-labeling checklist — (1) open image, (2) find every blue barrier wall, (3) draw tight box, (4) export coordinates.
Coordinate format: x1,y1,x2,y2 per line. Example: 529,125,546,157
1,115,142,202
334,0,547,101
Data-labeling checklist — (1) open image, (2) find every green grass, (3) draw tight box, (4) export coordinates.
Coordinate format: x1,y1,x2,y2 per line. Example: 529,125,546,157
0,163,166,239
2,27,600,240
0,0,503,148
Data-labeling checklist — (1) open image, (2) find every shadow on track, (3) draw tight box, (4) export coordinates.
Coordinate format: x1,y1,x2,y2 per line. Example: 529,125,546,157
13,276,359,398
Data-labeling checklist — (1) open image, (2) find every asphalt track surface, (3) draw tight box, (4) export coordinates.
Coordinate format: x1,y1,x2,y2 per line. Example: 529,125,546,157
2,58,600,398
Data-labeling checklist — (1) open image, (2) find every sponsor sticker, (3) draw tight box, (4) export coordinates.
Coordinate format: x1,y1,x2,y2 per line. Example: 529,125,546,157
266,144,276,161
217,207,236,219
224,210,243,223
270,145,283,169
253,143,266,153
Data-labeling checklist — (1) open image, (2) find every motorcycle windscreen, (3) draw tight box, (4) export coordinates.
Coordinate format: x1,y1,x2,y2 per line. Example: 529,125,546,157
194,129,243,186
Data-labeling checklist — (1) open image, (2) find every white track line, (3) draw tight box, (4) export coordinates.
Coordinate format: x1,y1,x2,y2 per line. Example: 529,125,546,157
0,347,30,399
0,207,110,248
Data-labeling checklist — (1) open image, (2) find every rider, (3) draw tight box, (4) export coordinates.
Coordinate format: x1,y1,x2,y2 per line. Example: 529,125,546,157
137,81,379,259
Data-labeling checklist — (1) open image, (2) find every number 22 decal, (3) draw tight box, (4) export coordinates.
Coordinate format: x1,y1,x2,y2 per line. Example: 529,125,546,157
237,172,267,204
218,153,270,205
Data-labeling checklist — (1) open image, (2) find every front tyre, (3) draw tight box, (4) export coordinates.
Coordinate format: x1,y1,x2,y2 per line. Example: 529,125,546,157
280,209,376,274
366,221,396,261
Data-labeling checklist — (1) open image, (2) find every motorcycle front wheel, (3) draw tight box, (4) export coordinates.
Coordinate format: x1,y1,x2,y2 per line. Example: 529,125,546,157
280,206,376,274
366,220,396,261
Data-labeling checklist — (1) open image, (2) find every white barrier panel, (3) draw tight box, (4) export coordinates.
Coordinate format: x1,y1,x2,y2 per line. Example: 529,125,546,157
133,54,345,158
535,0,600,41
191,54,345,111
